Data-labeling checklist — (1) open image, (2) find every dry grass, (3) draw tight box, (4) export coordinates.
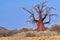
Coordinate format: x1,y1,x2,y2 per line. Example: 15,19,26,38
0,35,60,40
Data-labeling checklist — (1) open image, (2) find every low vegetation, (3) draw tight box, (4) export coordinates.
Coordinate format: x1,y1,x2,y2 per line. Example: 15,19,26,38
0,24,60,37
50,24,60,32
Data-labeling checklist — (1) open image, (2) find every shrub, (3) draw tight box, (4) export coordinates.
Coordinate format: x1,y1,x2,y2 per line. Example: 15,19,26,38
21,28,29,32
34,27,49,31
34,28,37,31
45,27,49,30
50,24,60,32
26,33,36,37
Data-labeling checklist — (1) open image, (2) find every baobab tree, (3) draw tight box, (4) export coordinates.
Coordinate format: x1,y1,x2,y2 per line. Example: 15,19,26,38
23,2,57,32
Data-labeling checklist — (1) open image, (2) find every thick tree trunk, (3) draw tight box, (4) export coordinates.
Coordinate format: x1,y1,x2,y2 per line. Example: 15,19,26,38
37,20,45,32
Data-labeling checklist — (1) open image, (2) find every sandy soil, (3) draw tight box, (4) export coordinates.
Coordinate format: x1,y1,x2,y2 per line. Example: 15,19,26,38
0,35,60,40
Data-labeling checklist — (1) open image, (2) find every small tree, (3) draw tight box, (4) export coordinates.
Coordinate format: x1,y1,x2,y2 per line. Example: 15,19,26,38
23,2,57,32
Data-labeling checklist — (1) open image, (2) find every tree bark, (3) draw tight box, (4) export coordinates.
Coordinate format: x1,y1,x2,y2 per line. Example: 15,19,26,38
37,20,45,32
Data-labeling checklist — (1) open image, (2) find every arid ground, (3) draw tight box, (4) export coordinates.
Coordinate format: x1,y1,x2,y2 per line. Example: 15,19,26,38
0,35,60,40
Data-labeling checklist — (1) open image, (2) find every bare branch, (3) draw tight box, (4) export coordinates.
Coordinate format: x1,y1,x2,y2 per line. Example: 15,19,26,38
33,7,39,13
37,4,40,10
23,8,32,14
42,7,49,21
23,8,39,23
42,12,48,21
49,14,57,17
30,10,39,23
34,4,41,14
41,1,47,11
23,1,57,26
43,14,57,24
42,7,56,21
33,1,47,20
43,15,51,24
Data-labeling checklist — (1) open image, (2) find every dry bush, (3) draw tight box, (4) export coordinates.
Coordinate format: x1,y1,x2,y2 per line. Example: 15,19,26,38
26,33,36,37
20,28,30,32
45,27,49,30
34,27,49,31
0,30,19,37
50,24,60,32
